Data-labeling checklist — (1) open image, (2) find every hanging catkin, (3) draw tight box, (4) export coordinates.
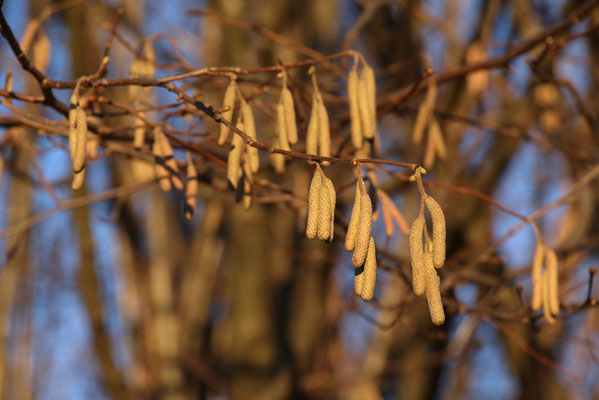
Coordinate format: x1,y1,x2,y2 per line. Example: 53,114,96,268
361,236,377,301
352,179,372,267
345,178,362,251
325,177,336,241
546,248,559,315
306,93,319,156
409,216,426,296
358,66,374,140
72,168,86,191
70,106,87,175
542,270,556,324
317,94,331,166
531,243,544,311
306,167,322,239
270,140,285,173
153,135,171,192
218,79,237,146
317,177,332,241
354,269,364,297
276,102,290,151
424,253,445,325
425,196,446,268
281,87,298,145
184,152,198,220
412,78,437,145
226,121,245,189
348,68,363,149
241,100,260,173
155,127,183,190
363,63,376,137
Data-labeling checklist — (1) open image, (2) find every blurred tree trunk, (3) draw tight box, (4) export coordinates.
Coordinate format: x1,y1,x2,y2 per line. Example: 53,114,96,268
63,3,126,399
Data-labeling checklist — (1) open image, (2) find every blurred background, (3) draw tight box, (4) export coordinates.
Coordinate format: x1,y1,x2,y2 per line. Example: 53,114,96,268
1,0,599,399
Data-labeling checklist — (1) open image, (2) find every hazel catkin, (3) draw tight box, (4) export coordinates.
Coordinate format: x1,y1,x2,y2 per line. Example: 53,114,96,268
325,177,336,241
345,179,362,251
184,153,198,220
241,100,260,173
361,236,377,301
425,196,446,268
317,177,332,241
546,248,559,315
276,102,290,151
348,68,363,149
409,216,426,296
226,122,245,189
531,243,544,311
352,179,372,267
281,87,298,145
424,253,445,325
306,94,319,156
218,80,236,146
306,168,322,239
317,96,331,166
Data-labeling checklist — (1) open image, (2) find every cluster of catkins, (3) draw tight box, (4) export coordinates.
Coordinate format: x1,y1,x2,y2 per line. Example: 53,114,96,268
305,167,378,302
409,195,446,325
531,241,560,323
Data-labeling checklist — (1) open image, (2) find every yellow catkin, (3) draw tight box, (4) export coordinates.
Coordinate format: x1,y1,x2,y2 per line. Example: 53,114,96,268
357,69,374,140
423,123,436,169
270,140,285,173
542,270,556,324
306,93,319,156
409,217,426,296
354,269,364,297
531,243,544,311
156,127,183,190
412,79,437,145
352,179,372,267
345,179,362,251
425,196,446,268
218,80,237,146
317,96,331,166
424,252,445,325
72,169,85,191
317,177,332,241
324,177,336,241
306,168,323,239
281,88,298,145
348,68,363,149
152,136,171,192
546,248,559,315
184,153,198,220
70,106,87,175
363,64,376,135
32,30,51,74
361,236,377,301
276,102,290,151
227,122,245,189
430,119,447,160
241,101,260,173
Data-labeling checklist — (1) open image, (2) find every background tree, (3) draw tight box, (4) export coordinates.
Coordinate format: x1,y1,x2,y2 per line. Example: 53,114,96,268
1,0,599,399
